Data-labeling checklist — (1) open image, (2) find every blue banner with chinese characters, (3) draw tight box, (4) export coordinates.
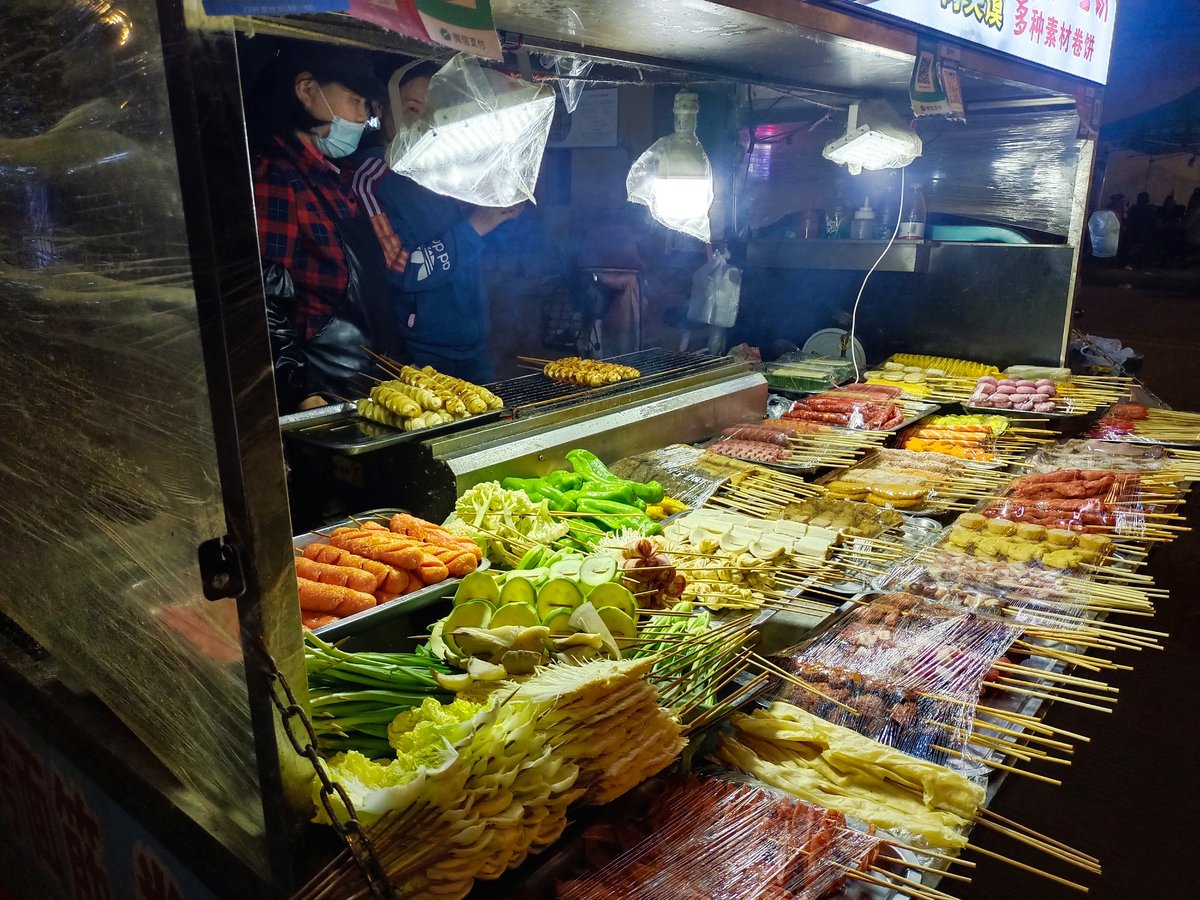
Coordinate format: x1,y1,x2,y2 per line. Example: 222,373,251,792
829,0,1117,84
202,0,349,14
0,696,221,900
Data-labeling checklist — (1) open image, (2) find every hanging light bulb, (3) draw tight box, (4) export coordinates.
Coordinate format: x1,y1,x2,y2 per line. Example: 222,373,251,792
627,91,714,242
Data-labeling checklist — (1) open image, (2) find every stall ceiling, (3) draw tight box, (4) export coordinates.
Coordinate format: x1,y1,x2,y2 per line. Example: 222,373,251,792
491,0,1068,105
241,1,1070,109
493,0,912,100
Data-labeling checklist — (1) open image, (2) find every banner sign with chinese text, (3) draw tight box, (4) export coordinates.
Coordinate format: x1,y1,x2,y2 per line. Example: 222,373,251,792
202,0,348,14
834,0,1117,84
0,696,221,900
415,0,503,61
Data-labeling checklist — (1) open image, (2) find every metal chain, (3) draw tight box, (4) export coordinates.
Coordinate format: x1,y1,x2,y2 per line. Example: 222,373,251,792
254,636,396,900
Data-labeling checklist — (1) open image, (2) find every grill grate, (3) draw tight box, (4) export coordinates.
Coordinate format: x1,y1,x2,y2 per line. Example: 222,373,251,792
488,348,731,414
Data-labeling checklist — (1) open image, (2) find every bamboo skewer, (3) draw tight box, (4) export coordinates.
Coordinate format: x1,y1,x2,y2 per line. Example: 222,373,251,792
963,844,1090,893
979,807,1101,867
972,818,1101,874
933,744,1065,786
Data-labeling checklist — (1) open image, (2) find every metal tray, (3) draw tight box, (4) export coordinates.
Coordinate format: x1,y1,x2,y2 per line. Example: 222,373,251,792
960,401,1092,421
279,402,507,455
295,508,487,641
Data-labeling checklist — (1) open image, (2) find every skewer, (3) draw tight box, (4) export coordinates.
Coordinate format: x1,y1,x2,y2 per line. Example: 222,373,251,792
892,857,974,883
933,745,1064,785
982,682,1114,713
978,807,1101,867
747,652,859,714
963,844,1089,892
972,818,1101,874
839,865,953,900
993,676,1117,705
991,662,1116,691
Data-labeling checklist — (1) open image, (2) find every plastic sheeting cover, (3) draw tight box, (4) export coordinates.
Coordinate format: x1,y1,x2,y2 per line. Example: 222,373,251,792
0,0,266,861
741,110,1084,237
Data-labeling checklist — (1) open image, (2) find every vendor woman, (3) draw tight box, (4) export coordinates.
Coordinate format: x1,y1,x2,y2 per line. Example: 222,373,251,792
251,46,398,413
352,61,524,384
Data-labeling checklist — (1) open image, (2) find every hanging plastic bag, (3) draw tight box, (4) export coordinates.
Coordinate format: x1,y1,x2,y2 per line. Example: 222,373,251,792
687,249,741,327
539,53,594,113
388,53,555,207
627,93,713,242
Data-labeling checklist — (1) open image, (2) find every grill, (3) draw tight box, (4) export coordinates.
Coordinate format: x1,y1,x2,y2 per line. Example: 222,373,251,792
488,349,733,415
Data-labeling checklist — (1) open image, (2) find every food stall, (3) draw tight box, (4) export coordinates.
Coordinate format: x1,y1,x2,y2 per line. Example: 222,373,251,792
0,0,1136,898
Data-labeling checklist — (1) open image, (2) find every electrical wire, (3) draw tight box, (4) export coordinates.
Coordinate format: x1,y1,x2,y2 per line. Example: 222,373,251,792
848,164,906,383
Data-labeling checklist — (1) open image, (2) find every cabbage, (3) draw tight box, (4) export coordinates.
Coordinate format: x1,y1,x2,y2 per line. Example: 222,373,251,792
388,696,486,766
311,751,425,825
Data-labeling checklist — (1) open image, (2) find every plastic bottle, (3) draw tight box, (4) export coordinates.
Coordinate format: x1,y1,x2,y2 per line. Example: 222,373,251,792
877,190,898,239
897,184,927,241
1087,209,1121,257
826,195,848,239
850,198,876,240
801,208,821,240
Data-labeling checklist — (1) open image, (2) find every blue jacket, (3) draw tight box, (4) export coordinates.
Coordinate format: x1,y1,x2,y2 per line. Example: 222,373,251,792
352,148,489,359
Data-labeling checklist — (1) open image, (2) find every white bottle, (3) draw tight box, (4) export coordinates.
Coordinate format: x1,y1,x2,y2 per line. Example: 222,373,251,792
850,198,876,240
897,184,927,241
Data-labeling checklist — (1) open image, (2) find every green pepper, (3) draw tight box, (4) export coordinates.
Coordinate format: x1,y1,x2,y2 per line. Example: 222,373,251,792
565,448,618,483
543,470,583,491
575,498,661,535
536,484,577,512
576,481,640,507
565,520,604,549
631,479,665,504
500,477,548,503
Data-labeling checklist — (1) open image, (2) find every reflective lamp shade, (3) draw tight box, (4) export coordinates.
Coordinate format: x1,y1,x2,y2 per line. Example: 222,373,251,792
822,101,922,175
389,66,555,207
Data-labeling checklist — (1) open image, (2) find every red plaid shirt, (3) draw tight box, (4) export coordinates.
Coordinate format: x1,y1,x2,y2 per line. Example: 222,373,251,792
253,135,359,339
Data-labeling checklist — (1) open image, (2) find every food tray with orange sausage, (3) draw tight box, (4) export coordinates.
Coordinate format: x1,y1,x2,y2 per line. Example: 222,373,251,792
293,508,488,640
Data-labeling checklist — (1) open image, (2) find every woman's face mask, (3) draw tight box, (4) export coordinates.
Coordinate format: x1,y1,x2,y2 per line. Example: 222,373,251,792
311,84,367,158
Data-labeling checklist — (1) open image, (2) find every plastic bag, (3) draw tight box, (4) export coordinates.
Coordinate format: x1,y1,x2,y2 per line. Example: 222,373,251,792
627,94,713,242
539,53,593,113
1069,333,1137,374
686,249,741,327
388,53,555,207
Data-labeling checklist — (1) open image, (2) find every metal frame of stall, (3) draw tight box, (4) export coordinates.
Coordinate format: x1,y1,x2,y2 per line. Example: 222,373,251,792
0,1,1111,897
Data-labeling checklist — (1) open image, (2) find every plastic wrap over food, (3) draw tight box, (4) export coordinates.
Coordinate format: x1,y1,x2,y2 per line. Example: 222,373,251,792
940,510,1117,573
705,427,795,466
716,702,986,851
877,550,1091,631
982,469,1146,536
769,593,1022,768
607,444,748,509
557,776,890,899
783,384,907,431
765,353,857,393
822,448,966,513
389,53,555,206
1025,438,1169,473
1089,402,1200,446
0,0,284,863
